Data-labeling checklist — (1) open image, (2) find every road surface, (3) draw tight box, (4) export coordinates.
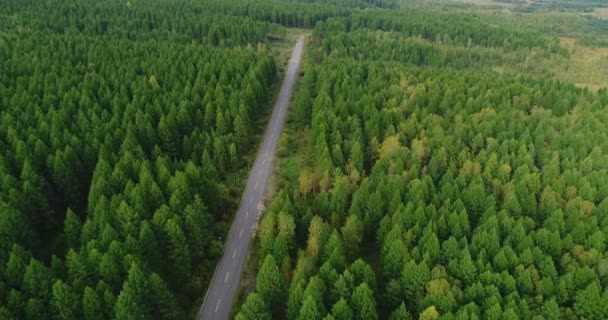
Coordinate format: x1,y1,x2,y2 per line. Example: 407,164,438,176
198,35,304,320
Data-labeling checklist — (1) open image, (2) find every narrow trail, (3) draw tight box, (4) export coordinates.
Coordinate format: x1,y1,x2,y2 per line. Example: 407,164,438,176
197,35,304,320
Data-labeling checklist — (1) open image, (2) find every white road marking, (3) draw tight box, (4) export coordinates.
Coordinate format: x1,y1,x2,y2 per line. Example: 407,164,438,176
259,170,262,177
245,211,249,218
215,299,221,313
224,272,230,283
239,228,243,238
263,159,266,165
233,248,237,259
255,182,258,189
250,195,253,202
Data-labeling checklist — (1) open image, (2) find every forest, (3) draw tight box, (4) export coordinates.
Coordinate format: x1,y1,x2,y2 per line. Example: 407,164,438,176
0,0,288,318
1,0,607,319
236,2,608,320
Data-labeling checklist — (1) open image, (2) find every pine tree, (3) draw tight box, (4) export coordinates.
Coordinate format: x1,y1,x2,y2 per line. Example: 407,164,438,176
149,273,182,319
164,219,191,283
419,306,440,320
341,214,363,259
114,263,150,320
23,259,54,300
0,205,33,262
389,302,413,320
51,280,80,320
401,260,430,308
331,298,353,320
299,295,323,320
257,254,285,313
352,283,377,320
63,208,81,249
236,293,271,320
4,244,29,288
574,282,608,319
82,286,103,320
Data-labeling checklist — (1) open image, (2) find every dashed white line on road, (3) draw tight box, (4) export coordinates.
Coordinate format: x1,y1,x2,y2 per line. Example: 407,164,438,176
239,229,243,238
255,182,258,189
224,272,230,283
250,195,253,202
259,170,262,177
215,299,221,313
263,159,266,165
233,248,237,259
245,211,249,218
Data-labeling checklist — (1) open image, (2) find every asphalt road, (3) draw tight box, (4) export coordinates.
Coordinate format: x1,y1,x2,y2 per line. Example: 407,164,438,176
197,35,304,320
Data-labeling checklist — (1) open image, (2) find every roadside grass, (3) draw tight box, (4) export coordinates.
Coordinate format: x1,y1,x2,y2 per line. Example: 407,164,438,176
269,28,309,74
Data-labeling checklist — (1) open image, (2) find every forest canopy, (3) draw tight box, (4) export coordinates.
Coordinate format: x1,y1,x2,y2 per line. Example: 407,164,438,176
1,0,608,319
237,1,608,320
0,0,288,318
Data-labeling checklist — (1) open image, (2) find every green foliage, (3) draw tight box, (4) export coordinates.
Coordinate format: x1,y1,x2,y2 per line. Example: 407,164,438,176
247,5,608,319
236,293,272,320
299,295,323,320
314,9,551,50
389,303,413,320
256,254,285,315
3,0,608,319
331,298,354,320
63,209,81,249
0,0,282,317
289,0,398,9
51,280,80,320
114,264,150,320
352,283,378,320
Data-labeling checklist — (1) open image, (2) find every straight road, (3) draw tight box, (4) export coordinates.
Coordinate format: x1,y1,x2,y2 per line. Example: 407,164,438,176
198,35,304,320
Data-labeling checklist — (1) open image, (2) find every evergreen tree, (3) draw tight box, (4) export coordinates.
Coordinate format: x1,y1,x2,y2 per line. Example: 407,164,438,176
63,209,81,249
256,254,285,314
352,283,378,320
331,298,354,320
51,280,80,320
114,264,150,320
236,293,272,320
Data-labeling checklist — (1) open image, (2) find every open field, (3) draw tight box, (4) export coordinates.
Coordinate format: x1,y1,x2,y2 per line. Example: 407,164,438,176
588,7,608,20
557,37,608,90
443,0,516,9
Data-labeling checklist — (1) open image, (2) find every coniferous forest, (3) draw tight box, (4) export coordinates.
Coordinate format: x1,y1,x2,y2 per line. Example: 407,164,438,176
0,0,283,318
236,1,608,320
1,0,608,319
